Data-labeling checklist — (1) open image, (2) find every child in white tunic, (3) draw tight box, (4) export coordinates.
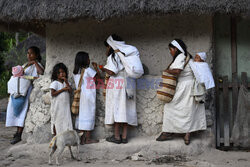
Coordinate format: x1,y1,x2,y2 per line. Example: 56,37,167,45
73,51,101,144
6,46,44,145
103,34,137,144
50,63,73,136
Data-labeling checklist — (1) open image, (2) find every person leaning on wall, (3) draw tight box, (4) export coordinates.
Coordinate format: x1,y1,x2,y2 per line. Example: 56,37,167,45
6,46,44,144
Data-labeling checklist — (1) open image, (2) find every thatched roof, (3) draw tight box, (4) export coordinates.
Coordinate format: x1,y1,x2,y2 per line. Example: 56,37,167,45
0,0,250,35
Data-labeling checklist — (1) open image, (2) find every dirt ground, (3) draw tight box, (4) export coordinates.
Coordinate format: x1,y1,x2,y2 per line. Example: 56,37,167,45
0,122,250,167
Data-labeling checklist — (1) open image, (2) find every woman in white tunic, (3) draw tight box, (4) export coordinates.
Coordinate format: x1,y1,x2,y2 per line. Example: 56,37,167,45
73,51,100,144
50,63,73,136
6,46,44,144
156,39,206,145
103,34,137,144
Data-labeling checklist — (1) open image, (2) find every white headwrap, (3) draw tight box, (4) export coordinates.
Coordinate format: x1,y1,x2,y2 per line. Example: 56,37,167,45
106,36,138,56
197,52,207,61
171,40,185,54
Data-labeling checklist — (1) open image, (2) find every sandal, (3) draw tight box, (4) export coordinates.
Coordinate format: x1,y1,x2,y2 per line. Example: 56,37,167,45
10,133,21,145
156,132,173,141
106,135,121,144
120,135,128,144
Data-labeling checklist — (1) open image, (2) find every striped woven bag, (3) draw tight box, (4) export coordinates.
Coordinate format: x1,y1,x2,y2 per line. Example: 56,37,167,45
157,72,177,103
103,73,110,98
71,68,85,114
157,55,190,103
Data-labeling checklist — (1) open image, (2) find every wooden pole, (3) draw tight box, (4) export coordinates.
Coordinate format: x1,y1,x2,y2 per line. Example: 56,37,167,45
230,16,237,142
231,16,237,74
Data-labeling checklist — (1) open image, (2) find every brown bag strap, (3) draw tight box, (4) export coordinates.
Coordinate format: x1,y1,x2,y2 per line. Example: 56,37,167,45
184,54,191,68
114,49,120,53
167,54,190,70
23,62,32,71
77,68,85,90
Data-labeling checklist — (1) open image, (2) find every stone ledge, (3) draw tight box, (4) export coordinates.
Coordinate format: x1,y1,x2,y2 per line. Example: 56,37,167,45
7,133,213,163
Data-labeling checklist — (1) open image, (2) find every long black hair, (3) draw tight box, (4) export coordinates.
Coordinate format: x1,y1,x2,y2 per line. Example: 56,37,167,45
104,34,123,64
51,63,68,81
73,51,90,74
29,46,42,62
168,39,189,61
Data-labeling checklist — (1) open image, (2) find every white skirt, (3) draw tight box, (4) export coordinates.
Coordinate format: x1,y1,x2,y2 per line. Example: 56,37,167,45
162,78,206,133
105,71,137,126
50,91,73,134
6,86,32,127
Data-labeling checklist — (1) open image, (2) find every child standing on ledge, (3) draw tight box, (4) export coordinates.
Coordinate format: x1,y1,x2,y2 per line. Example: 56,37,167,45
50,63,73,136
73,51,101,145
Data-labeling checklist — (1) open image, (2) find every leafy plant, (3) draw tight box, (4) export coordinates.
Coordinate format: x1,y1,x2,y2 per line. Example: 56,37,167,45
0,32,29,98
0,70,11,99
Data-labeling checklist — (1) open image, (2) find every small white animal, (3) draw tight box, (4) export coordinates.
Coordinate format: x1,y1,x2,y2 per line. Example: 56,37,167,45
48,130,82,165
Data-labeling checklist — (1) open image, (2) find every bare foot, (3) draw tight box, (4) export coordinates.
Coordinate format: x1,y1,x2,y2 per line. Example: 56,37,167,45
184,133,190,145
80,134,85,145
85,139,99,144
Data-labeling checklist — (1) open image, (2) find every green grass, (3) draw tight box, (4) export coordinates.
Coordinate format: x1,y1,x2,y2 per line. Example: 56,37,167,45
0,71,11,99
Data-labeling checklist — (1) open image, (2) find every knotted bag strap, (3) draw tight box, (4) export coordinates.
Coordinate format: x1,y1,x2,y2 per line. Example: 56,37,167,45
114,49,120,53
114,49,126,56
77,68,85,90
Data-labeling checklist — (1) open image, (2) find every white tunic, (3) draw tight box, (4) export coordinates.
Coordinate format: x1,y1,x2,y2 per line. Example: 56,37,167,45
74,67,97,131
104,54,137,126
162,54,206,133
50,81,73,134
6,63,43,127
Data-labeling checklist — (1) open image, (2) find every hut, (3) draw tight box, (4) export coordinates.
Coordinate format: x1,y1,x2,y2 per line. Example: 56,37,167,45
0,0,250,149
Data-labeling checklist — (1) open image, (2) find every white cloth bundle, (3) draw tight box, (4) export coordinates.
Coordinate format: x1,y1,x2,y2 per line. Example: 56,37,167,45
104,53,124,74
8,76,31,97
189,60,215,90
106,36,144,78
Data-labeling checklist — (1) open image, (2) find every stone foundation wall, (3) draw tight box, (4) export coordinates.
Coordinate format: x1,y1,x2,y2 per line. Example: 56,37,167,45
24,15,215,143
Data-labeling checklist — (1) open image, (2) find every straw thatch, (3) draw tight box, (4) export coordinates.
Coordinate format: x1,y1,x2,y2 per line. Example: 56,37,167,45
0,0,249,35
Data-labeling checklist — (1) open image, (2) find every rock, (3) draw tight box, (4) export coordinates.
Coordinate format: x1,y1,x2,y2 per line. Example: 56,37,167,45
130,152,145,161
42,92,51,105
26,124,53,144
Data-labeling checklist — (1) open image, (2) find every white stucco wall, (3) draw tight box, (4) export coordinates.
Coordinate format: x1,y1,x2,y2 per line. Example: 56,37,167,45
25,15,214,143
45,15,213,75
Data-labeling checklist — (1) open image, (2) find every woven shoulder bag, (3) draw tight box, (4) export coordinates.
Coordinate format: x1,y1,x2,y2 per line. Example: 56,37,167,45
71,69,85,114
157,55,190,103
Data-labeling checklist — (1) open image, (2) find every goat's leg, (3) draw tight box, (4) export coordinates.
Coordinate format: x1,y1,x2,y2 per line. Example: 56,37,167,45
68,146,75,159
48,145,57,165
55,146,65,166
76,145,81,161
